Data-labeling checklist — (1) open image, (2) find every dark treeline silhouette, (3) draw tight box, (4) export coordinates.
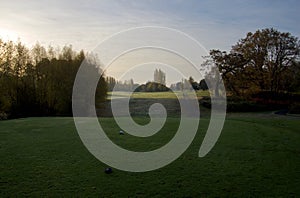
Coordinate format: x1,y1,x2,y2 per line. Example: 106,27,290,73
106,77,139,91
106,69,169,92
106,69,204,92
1,28,299,119
106,76,170,92
203,28,300,99
0,40,107,119
135,81,170,92
170,77,208,91
199,28,300,113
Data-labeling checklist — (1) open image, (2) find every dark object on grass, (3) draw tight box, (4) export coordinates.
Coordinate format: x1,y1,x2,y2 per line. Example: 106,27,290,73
105,167,113,174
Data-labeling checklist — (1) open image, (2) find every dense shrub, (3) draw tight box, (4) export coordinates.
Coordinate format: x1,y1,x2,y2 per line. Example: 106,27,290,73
200,95,289,112
289,103,300,114
0,111,8,120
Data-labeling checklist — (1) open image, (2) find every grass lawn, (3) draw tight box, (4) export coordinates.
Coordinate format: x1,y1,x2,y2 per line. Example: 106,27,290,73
98,91,211,117
1,115,299,196
107,90,210,100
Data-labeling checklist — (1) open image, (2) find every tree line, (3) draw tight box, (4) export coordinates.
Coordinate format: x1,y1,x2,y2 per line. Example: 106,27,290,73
106,68,207,92
204,28,300,99
106,76,170,92
106,69,169,92
1,28,299,119
0,40,107,119
170,77,208,91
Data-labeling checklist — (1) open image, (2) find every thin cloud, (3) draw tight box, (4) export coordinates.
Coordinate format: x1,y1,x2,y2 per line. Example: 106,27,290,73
0,0,298,51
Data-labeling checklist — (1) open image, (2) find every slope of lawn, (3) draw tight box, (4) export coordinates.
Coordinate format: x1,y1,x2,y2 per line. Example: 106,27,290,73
0,115,299,196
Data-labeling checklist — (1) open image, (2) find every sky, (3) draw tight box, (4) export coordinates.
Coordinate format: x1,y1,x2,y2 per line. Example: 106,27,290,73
0,0,299,84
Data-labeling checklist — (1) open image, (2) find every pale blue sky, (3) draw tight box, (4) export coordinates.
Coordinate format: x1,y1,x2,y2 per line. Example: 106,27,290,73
0,0,299,84
0,0,299,51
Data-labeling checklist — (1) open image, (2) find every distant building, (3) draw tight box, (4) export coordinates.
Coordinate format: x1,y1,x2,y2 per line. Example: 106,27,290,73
154,69,166,85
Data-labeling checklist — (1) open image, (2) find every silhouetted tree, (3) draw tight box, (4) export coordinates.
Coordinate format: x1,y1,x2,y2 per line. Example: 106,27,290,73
199,79,208,90
0,39,107,118
154,69,166,85
208,28,300,97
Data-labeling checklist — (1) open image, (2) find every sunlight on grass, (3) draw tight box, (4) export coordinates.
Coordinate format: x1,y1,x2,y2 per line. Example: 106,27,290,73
107,90,210,100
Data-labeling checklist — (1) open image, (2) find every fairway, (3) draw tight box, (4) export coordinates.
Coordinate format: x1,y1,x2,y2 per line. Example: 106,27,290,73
98,91,212,117
1,115,299,196
1,1,299,197
107,90,210,100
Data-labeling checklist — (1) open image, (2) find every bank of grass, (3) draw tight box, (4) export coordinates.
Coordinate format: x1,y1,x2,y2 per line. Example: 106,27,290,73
1,115,299,196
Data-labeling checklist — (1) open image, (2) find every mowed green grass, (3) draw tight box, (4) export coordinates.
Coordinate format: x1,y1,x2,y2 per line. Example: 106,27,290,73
1,116,300,197
107,90,210,100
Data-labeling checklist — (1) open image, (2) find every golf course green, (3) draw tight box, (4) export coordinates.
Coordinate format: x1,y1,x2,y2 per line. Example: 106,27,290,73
1,114,299,196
